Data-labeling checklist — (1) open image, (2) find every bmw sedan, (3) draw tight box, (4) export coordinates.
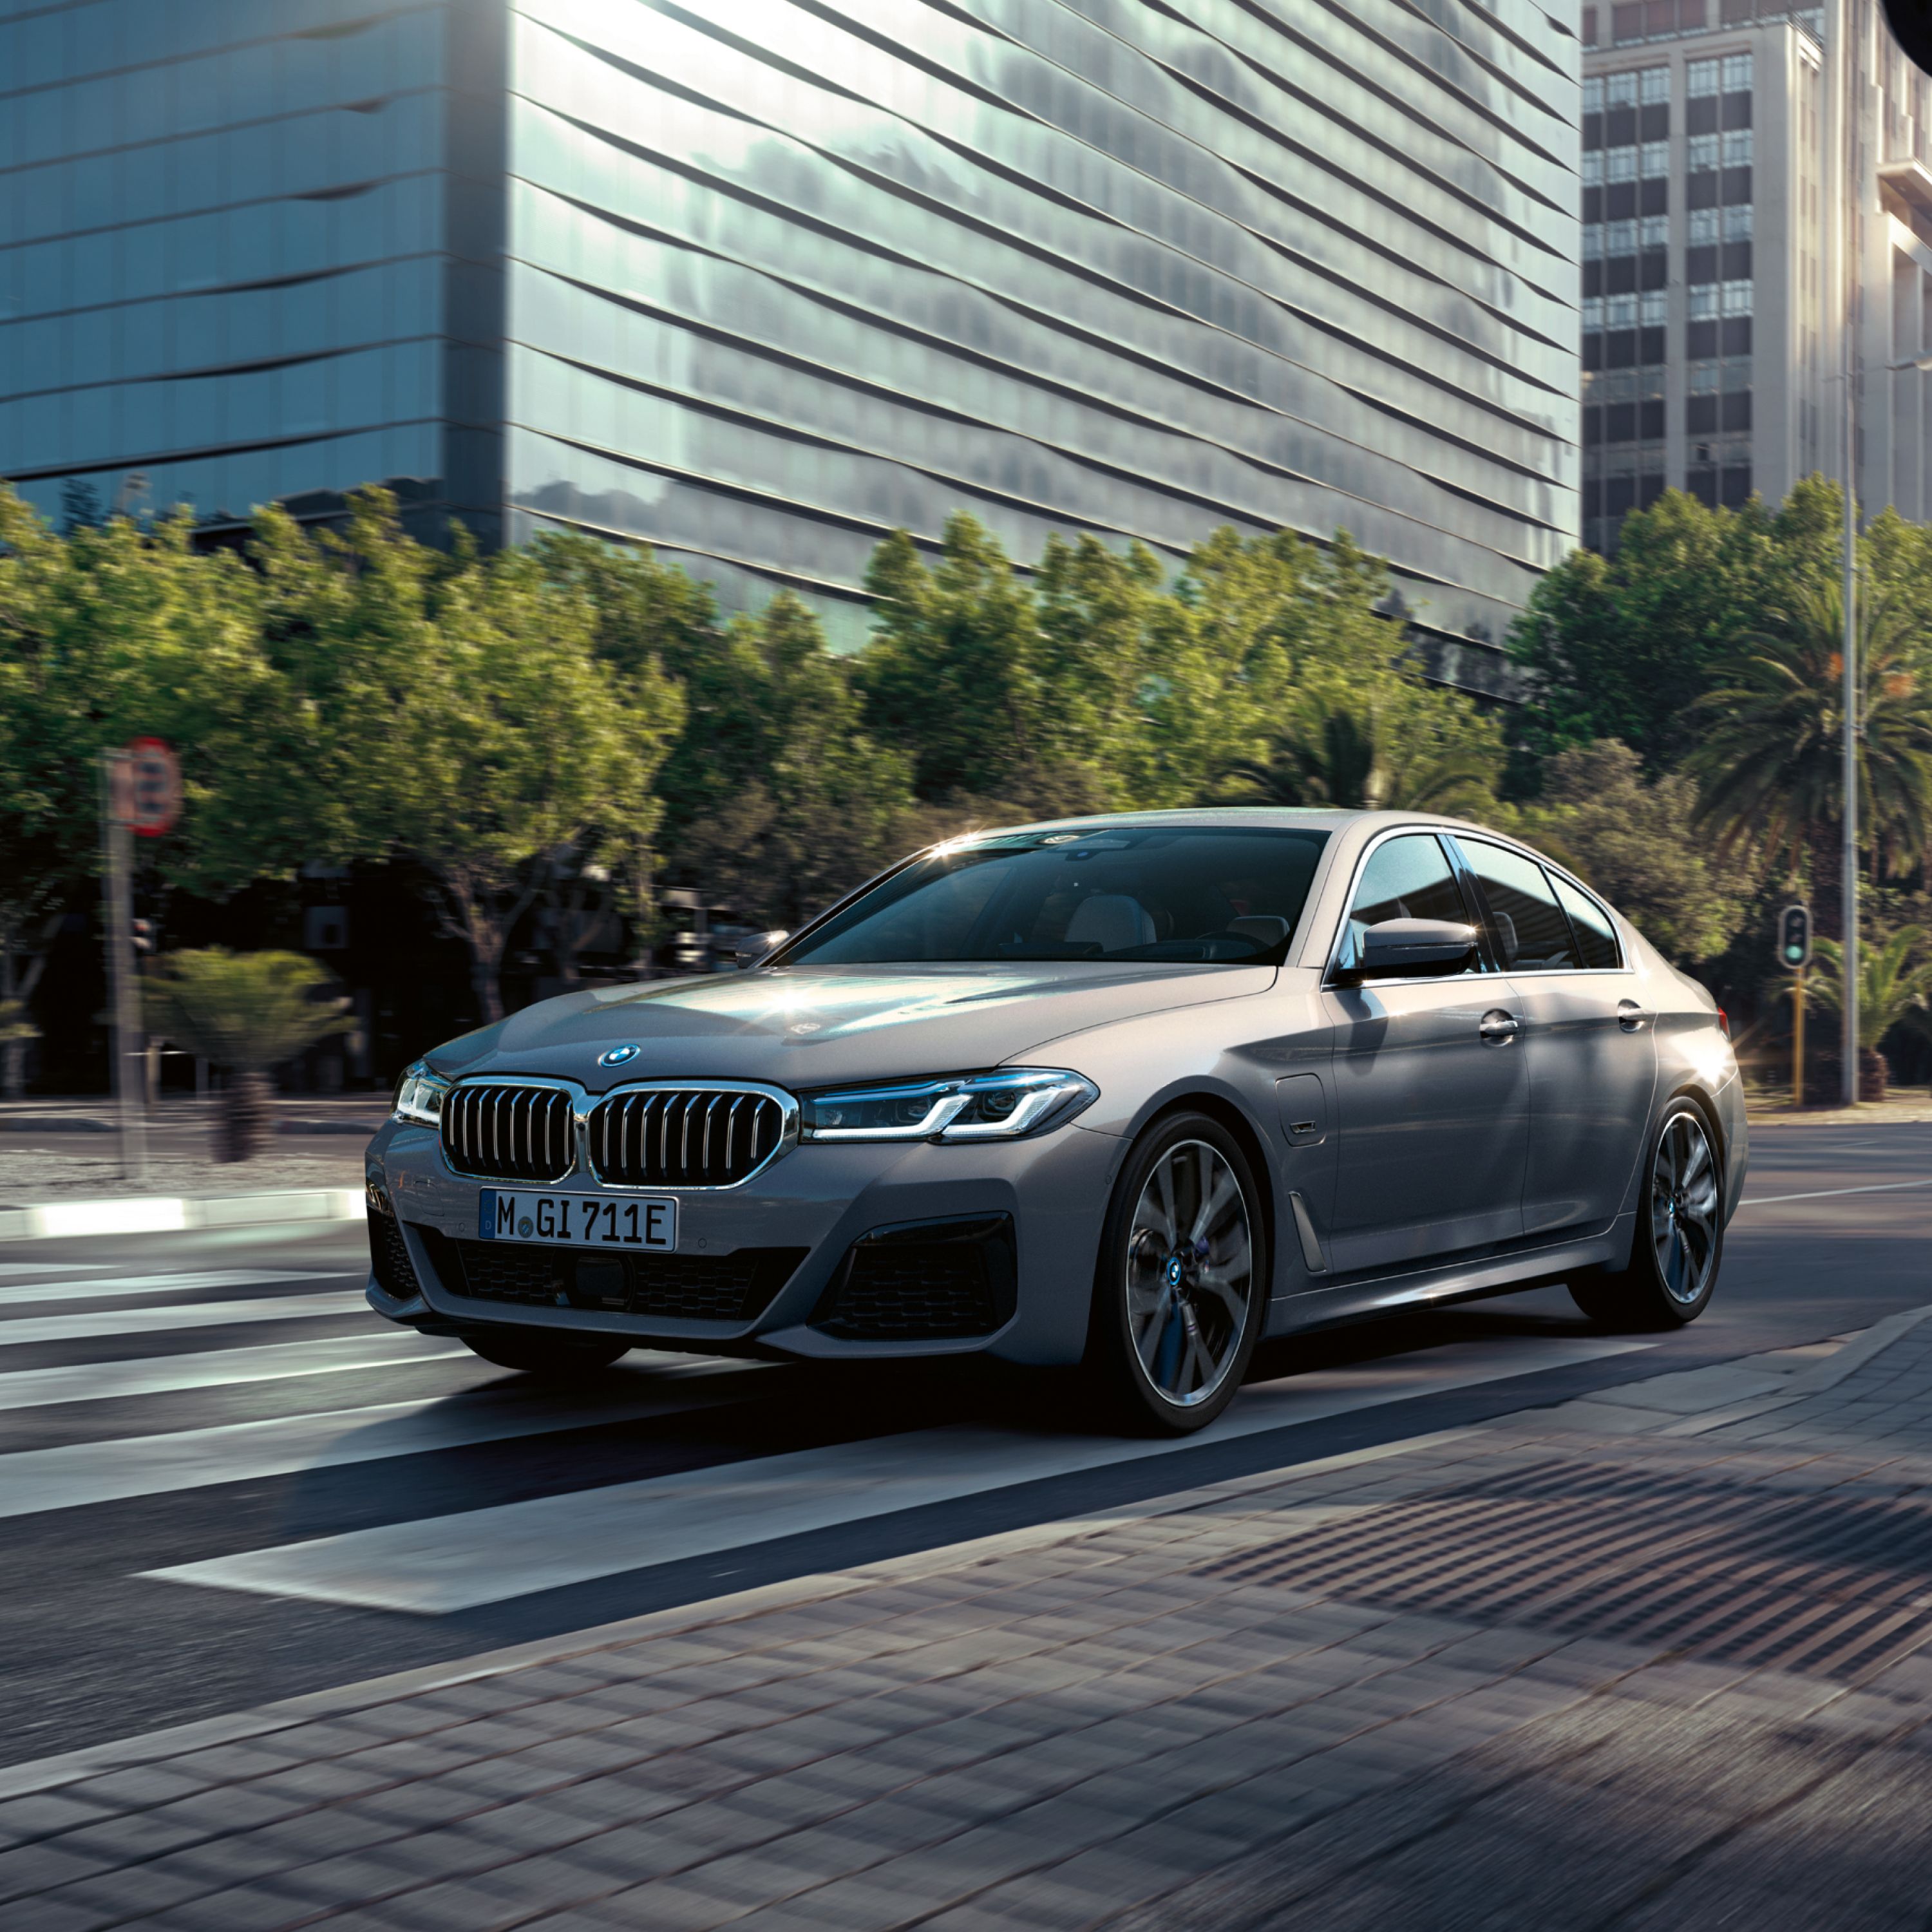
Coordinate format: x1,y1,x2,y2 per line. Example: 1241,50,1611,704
365,810,1747,1432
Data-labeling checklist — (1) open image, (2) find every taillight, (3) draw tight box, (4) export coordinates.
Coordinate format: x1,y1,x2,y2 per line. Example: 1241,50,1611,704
1716,1008,1730,1038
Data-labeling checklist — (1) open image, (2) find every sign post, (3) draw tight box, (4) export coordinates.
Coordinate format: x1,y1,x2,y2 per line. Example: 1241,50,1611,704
1780,904,1812,1110
99,738,181,1182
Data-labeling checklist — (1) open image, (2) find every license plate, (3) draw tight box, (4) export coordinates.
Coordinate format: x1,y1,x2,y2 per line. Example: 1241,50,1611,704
477,1189,676,1250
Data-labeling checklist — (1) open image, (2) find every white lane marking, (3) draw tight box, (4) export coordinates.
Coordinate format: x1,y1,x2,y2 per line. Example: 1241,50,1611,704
0,1357,766,1520
0,1270,347,1308
146,1336,1650,1613
0,1293,369,1348
1739,1178,1932,1208
0,1332,473,1412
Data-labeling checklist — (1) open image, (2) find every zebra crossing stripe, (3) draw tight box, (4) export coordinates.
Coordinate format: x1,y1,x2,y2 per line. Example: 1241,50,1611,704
143,1336,1651,1613
0,1269,348,1309
0,1331,472,1412
0,1293,370,1349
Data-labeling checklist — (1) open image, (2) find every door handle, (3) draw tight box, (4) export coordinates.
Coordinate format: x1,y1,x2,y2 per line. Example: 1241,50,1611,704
1479,1010,1522,1045
1617,999,1650,1032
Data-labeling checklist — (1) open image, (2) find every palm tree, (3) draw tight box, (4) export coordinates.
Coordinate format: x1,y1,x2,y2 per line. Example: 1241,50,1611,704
1219,692,1497,817
144,949,352,1161
1690,578,1932,897
1806,925,1932,1101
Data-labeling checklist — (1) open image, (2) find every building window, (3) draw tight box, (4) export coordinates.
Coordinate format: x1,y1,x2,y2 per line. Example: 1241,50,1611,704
1721,279,1753,316
1607,219,1638,252
1584,225,1605,260
1689,134,1720,171
1687,57,1720,95
1607,149,1638,183
1607,295,1639,327
1607,70,1640,109
1583,152,1605,187
1721,129,1753,167
1584,77,1605,113
1723,204,1754,240
1640,141,1669,178
1640,66,1670,105
1721,53,1752,91
1640,291,1667,325
1689,209,1720,245
1582,298,1605,330
1689,286,1719,319
1721,464,1753,507
1642,214,1669,247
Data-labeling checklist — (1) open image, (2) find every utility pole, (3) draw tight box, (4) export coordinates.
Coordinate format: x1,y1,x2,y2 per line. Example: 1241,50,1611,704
1831,0,1861,1105
99,750,147,1182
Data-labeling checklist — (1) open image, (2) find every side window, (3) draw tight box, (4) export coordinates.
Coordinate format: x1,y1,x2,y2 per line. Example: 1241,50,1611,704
1340,835,1475,972
1551,876,1622,967
1459,840,1582,971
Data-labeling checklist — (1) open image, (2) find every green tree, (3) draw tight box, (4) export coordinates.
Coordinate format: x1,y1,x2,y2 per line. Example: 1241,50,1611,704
397,540,682,1021
144,949,352,1160
1513,741,1759,964
665,595,914,929
1689,574,1932,896
1507,480,1848,780
1807,926,1932,1101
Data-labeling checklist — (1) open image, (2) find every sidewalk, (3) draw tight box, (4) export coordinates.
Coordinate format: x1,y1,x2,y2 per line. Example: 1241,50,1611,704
6,1312,1932,1930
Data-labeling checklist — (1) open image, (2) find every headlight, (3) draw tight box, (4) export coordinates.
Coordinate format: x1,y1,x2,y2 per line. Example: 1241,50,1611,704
392,1061,452,1126
800,1068,1098,1142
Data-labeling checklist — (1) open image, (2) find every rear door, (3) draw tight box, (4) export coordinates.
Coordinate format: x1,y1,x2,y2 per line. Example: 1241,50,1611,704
1450,838,1657,1239
1320,831,1530,1275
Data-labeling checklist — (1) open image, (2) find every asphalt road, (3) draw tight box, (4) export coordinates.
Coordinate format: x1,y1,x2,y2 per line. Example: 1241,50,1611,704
1,1119,1925,1770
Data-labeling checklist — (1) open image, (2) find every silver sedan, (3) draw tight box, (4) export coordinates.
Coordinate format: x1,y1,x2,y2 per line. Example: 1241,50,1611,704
365,810,1747,1432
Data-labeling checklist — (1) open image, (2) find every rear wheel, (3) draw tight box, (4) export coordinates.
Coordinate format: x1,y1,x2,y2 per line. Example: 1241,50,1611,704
461,1331,631,1376
1088,1113,1266,1434
1569,1096,1723,1330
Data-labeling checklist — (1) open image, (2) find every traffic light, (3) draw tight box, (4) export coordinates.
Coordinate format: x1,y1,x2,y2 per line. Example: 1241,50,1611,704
130,918,155,956
1779,904,1811,971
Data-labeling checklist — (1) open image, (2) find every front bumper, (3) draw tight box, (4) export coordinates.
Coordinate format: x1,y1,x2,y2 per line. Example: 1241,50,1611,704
363,1115,1121,1367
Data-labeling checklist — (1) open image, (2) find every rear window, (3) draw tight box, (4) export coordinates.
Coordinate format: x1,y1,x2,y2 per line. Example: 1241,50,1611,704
1551,875,1622,968
1458,839,1583,972
781,826,1331,967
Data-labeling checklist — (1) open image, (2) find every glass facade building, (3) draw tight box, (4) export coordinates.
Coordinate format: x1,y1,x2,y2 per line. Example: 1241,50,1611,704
5,0,1581,685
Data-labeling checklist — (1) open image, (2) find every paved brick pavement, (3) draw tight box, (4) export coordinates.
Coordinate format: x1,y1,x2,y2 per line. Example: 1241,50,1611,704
8,1311,1932,1931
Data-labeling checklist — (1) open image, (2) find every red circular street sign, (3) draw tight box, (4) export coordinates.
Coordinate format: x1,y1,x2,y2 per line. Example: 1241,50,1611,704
126,737,181,838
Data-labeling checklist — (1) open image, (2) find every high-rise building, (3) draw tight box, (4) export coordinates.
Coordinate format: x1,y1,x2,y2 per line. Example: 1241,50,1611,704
3,0,1581,690
1580,0,1932,551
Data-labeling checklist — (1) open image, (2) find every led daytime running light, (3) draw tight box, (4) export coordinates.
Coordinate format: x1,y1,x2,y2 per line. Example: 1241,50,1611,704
802,1069,1096,1143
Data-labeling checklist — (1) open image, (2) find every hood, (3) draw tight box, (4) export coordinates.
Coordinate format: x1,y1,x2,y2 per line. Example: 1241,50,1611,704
433,962,1276,1090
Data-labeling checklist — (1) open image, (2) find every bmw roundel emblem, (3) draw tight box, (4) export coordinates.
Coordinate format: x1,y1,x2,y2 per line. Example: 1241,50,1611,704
598,1043,641,1067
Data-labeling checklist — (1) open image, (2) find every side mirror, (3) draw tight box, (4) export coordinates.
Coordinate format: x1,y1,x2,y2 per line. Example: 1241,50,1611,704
726,929,790,970
1339,918,1477,983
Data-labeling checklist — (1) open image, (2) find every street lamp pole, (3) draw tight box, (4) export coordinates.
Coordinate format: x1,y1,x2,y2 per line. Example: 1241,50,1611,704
1834,0,1861,1106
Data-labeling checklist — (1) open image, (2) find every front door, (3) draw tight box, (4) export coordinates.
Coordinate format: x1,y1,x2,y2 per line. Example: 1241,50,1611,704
1451,837,1658,1238
1321,832,1530,1276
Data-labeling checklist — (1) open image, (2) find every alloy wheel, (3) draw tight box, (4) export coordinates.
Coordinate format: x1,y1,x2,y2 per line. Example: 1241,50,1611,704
1650,1112,1719,1305
1125,1139,1255,1407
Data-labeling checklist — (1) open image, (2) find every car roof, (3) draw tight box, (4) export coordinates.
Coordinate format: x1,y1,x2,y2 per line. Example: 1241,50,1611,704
956,807,1482,840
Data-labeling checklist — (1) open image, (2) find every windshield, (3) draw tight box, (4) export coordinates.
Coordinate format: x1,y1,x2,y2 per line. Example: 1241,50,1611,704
779,826,1331,967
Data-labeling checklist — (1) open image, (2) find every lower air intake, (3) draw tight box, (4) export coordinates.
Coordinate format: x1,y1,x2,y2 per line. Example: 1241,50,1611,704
811,1214,1018,1341
419,1230,804,1324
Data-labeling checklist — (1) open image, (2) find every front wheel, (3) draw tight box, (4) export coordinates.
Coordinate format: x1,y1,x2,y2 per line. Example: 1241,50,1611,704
461,1331,631,1376
1569,1096,1724,1330
1087,1113,1267,1434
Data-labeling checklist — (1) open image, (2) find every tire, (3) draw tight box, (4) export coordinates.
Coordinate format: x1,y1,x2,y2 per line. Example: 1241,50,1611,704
461,1331,631,1376
1087,1112,1268,1434
1569,1095,1724,1331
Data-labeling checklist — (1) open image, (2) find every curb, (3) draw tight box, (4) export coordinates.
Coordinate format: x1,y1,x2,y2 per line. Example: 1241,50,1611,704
0,1188,366,1243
